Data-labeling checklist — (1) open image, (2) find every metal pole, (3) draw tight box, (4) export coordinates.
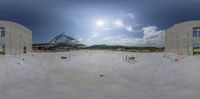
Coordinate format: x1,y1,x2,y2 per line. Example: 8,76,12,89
69,49,71,62
20,35,22,56
10,32,12,55
20,35,23,65
31,40,33,55
187,32,189,55
176,32,179,60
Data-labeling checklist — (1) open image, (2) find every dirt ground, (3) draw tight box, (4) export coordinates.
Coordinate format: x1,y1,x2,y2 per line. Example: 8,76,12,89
0,50,200,99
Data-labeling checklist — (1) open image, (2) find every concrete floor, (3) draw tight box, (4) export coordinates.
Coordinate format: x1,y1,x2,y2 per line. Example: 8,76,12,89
0,50,200,99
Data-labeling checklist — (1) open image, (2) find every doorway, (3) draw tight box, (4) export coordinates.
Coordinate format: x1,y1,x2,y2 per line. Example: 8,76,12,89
193,43,200,56
0,45,5,55
23,46,26,54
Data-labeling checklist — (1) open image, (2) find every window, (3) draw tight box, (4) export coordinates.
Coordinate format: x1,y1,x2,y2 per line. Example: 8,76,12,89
193,43,200,48
193,27,200,37
0,27,5,37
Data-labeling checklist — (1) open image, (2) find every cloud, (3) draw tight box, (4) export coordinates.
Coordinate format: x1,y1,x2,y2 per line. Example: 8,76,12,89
114,19,124,27
84,26,165,47
100,35,139,45
113,19,135,32
95,17,137,33
142,26,165,47
128,13,134,18
126,26,134,32
92,33,98,38
78,37,83,41
103,27,111,31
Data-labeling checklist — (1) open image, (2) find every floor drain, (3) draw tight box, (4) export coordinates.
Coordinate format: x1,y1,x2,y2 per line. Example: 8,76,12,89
61,56,67,59
99,74,104,77
174,59,178,62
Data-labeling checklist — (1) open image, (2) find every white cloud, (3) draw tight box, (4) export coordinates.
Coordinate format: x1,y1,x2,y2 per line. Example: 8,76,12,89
113,19,135,32
142,26,165,47
126,26,134,32
95,18,137,33
84,26,165,47
100,36,138,45
128,13,134,18
78,38,83,43
92,33,98,38
103,27,111,31
95,20,105,27
114,19,124,27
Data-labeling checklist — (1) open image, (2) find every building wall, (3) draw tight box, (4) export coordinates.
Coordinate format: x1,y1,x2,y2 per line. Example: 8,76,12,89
0,20,32,55
165,21,200,55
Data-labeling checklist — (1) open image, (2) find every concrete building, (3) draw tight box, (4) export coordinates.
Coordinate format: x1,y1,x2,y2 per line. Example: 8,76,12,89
0,20,32,55
165,20,200,56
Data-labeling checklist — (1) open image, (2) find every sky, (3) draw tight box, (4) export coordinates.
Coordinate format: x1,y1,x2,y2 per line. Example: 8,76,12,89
0,0,200,47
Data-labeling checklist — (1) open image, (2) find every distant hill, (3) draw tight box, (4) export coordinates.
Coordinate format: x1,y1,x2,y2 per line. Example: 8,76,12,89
87,44,164,52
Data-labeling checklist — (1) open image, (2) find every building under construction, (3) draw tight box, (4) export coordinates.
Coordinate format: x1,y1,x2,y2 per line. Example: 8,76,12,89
165,20,200,56
0,20,32,55
33,33,85,51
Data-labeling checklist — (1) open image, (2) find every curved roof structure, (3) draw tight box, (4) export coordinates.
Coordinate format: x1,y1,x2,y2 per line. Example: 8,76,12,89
165,20,200,55
0,20,31,32
49,33,78,45
166,20,200,33
0,20,32,55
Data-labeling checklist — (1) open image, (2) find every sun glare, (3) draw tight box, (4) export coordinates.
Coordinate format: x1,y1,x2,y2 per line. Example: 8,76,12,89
96,20,105,27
